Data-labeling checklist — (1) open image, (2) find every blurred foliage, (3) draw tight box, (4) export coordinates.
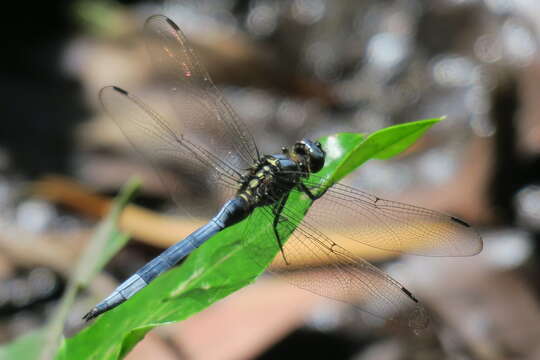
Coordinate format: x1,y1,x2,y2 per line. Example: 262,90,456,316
73,0,130,38
0,179,140,360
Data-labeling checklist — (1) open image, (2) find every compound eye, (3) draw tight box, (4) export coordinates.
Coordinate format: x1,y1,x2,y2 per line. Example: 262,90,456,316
294,144,306,155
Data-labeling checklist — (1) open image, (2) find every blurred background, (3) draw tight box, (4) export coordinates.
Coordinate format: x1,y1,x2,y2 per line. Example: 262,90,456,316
2,0,540,358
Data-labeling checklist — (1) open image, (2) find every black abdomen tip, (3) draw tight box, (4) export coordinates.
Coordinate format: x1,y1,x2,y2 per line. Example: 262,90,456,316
113,86,128,95
82,307,99,321
451,216,470,228
166,17,180,31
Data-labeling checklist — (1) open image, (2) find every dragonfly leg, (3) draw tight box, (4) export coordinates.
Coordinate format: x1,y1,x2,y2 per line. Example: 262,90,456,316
298,182,326,201
272,194,290,265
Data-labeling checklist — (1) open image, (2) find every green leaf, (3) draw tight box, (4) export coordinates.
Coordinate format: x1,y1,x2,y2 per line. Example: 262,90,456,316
330,117,443,182
57,118,441,359
365,117,443,160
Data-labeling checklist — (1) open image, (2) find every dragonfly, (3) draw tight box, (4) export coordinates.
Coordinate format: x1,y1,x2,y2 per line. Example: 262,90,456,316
83,15,482,328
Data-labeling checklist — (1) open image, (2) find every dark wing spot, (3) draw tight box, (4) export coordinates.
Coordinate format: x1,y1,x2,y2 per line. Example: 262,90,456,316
112,86,128,95
401,287,418,303
451,216,471,228
166,17,180,31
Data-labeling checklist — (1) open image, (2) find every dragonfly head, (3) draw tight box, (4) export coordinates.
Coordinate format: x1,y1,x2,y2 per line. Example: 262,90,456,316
293,139,325,173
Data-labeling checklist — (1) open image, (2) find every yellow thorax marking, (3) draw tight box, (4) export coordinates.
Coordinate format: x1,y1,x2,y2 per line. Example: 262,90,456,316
267,157,279,166
249,179,259,188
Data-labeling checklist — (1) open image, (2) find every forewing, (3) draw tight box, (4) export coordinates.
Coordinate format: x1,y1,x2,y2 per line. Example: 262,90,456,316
300,177,483,257
144,15,260,171
99,86,241,210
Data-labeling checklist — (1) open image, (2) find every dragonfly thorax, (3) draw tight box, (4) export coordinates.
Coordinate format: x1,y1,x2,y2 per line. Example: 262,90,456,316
238,144,318,208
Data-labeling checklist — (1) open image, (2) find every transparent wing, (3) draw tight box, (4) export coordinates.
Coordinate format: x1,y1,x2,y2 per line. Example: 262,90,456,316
242,204,428,329
99,86,242,208
295,175,483,257
144,15,260,171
